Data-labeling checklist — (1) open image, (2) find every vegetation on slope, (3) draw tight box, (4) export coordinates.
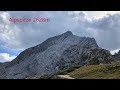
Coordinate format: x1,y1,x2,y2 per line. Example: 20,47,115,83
67,62,120,79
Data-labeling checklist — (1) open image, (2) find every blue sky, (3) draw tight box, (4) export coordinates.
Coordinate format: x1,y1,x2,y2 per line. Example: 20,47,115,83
0,11,120,62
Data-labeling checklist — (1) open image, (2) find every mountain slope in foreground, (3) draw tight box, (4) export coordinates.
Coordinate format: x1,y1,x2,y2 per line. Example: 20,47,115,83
66,62,120,79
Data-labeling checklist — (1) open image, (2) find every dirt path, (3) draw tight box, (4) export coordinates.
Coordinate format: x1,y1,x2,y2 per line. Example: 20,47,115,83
56,75,74,79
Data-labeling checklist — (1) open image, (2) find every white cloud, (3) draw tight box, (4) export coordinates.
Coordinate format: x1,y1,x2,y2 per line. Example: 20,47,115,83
85,11,120,20
0,11,120,53
0,12,10,24
0,53,16,62
110,49,120,55
90,13,120,51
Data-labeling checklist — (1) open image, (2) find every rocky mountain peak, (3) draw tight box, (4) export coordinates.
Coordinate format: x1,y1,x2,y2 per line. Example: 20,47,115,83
0,31,114,79
62,31,73,36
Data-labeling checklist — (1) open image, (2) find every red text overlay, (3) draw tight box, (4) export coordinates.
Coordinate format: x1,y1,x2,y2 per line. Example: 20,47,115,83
9,17,50,23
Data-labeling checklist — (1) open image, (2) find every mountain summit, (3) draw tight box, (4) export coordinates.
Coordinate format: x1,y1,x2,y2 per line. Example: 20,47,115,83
62,31,73,36
0,31,114,79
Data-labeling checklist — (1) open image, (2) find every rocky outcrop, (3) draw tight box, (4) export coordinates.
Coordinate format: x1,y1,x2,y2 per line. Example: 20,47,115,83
0,31,115,79
113,50,120,61
56,45,114,72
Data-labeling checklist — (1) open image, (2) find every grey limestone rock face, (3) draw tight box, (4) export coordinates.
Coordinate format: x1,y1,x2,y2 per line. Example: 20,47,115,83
55,41,114,72
0,31,114,79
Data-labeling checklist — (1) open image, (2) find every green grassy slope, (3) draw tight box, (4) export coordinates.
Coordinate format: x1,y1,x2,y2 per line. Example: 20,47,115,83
67,62,120,79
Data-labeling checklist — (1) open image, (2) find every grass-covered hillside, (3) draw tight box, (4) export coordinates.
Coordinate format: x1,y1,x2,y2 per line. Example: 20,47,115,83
66,62,120,79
